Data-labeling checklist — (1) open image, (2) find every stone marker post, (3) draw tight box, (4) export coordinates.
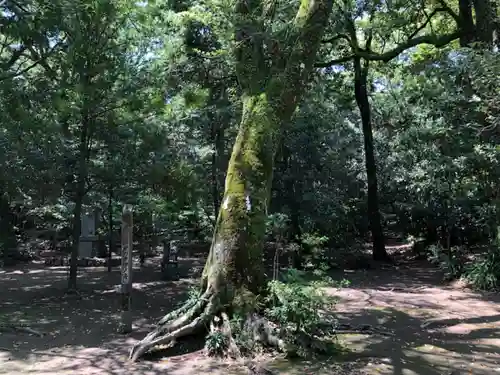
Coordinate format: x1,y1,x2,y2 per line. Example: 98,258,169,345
119,204,133,333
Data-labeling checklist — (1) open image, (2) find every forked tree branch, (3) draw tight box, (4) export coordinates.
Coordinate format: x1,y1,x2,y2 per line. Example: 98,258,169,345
316,3,462,68
287,0,334,72
436,0,460,23
316,31,461,67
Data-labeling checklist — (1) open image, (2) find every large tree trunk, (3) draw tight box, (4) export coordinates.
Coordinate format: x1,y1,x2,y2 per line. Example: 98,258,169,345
472,0,496,46
459,0,476,47
202,94,277,296
129,93,283,361
353,57,388,262
129,0,334,361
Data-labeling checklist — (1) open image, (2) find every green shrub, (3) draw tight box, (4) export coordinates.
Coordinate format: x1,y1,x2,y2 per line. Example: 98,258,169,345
463,229,500,290
263,269,343,357
464,251,500,290
205,330,228,356
427,244,466,280
205,269,347,358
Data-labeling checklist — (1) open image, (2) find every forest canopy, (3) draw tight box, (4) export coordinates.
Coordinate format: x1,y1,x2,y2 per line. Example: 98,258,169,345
1,0,499,364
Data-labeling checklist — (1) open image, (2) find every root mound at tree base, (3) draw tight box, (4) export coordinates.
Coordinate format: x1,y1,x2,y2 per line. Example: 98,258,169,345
129,288,217,361
129,288,286,362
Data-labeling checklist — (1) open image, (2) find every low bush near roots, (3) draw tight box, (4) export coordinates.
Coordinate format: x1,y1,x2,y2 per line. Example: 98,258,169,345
204,269,346,359
205,330,229,356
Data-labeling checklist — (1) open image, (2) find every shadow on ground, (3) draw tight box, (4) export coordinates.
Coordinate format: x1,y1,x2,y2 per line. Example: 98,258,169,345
1,253,500,374
321,255,500,375
0,257,237,375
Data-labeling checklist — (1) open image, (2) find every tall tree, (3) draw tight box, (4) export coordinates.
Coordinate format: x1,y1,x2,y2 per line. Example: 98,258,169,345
130,0,335,360
317,0,463,260
55,0,129,290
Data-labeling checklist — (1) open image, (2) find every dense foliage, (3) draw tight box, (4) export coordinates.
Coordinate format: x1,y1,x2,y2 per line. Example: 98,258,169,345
1,0,500,360
0,0,500,366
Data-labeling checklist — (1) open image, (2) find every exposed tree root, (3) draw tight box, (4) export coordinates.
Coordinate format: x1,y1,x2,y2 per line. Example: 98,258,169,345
129,288,217,362
130,297,386,363
129,285,289,363
130,286,362,364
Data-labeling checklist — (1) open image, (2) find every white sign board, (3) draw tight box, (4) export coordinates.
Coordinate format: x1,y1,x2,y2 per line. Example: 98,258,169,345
79,212,96,258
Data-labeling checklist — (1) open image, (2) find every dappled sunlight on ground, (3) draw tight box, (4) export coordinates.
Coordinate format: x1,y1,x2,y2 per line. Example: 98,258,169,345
1,255,500,374
324,260,500,374
0,256,253,375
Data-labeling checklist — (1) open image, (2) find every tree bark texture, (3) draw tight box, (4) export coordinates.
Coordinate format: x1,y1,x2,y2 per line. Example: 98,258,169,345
458,0,499,47
68,68,94,290
202,0,335,296
120,205,133,333
68,107,90,291
353,57,388,261
107,184,114,272
0,190,17,265
129,0,334,361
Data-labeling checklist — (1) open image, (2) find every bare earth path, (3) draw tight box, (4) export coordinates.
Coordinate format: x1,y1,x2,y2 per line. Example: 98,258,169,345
1,255,500,375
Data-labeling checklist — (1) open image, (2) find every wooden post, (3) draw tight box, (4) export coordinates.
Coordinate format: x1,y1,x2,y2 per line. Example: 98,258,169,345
107,185,114,272
119,204,133,333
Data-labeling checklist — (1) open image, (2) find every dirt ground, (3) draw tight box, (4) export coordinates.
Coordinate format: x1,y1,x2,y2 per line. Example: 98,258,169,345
1,252,500,375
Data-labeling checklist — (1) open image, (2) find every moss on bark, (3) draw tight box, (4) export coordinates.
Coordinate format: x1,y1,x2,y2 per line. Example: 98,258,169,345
202,93,279,299
129,0,334,362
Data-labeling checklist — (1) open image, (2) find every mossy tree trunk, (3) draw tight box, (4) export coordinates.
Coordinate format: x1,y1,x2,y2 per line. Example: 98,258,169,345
130,0,334,361
201,93,278,299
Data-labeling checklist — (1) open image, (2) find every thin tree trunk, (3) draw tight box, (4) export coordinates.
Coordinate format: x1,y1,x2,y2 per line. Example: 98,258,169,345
68,82,91,290
209,85,228,217
353,57,388,261
459,0,476,47
120,205,133,333
211,120,221,215
289,202,303,269
107,184,114,272
281,146,303,269
68,133,87,290
0,190,17,265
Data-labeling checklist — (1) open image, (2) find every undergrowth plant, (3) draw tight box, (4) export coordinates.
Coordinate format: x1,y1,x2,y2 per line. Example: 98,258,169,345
463,227,500,290
263,269,344,357
464,250,500,290
427,244,466,280
205,330,228,356
203,268,347,358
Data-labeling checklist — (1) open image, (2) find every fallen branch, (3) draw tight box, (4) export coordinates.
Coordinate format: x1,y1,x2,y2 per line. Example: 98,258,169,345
333,323,394,337
0,323,44,337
